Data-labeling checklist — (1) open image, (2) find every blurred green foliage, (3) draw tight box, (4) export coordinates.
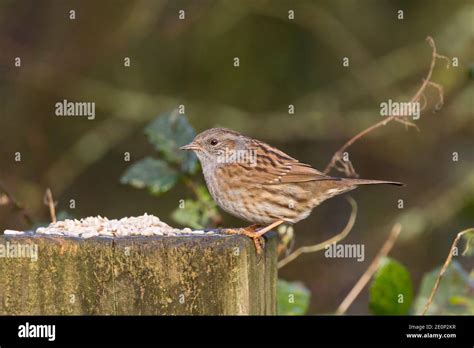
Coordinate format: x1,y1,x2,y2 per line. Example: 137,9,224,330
121,111,219,228
369,236,474,315
277,279,311,315
413,261,474,315
369,257,413,315
171,184,220,229
144,112,198,174
461,229,474,257
121,157,180,194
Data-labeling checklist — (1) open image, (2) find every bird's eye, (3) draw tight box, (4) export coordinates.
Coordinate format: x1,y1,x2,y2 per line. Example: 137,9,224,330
210,139,218,146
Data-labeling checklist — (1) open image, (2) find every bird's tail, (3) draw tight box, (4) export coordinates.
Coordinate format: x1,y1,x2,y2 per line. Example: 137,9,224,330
342,178,404,186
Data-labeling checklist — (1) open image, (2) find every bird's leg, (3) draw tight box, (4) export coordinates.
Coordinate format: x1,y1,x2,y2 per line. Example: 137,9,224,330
224,220,284,255
224,224,260,235
251,220,284,255
255,220,285,237
224,224,264,254
224,224,260,239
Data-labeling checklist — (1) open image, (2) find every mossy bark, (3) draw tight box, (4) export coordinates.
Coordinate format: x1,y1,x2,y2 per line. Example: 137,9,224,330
0,233,277,315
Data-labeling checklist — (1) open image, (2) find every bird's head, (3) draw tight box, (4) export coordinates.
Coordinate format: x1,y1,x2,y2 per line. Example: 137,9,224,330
180,128,247,167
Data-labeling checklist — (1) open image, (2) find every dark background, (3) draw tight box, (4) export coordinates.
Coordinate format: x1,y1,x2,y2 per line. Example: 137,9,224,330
0,0,473,314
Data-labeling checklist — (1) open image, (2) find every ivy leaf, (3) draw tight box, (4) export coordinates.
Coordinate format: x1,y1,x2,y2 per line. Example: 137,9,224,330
120,157,179,195
145,111,197,174
369,257,413,315
413,261,474,315
277,279,311,315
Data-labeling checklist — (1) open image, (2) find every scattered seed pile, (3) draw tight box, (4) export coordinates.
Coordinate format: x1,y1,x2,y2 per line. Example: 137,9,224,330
4,213,214,238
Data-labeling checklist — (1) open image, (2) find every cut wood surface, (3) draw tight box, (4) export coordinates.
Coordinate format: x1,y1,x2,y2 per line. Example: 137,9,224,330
0,233,277,315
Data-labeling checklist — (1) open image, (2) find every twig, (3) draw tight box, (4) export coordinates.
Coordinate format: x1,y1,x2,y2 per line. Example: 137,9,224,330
0,180,35,226
335,223,402,315
324,36,449,176
277,196,357,269
421,228,474,315
43,188,57,223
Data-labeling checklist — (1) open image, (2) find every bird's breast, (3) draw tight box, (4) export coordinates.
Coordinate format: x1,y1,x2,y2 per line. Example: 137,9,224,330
202,165,316,225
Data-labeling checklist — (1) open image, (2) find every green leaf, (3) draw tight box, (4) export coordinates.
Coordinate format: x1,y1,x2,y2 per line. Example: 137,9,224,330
461,229,474,256
120,157,179,195
171,189,220,229
277,279,311,315
193,184,216,204
171,199,205,229
145,111,197,173
449,295,474,313
56,210,75,221
413,261,474,315
369,257,413,315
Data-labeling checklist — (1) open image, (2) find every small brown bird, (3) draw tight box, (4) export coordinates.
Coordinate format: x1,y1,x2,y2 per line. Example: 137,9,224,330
181,128,403,253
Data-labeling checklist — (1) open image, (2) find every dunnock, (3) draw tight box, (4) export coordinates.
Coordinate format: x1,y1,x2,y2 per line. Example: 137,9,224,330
181,128,402,253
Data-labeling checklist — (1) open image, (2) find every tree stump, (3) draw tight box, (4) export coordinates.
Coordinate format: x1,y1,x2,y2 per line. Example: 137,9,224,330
0,233,277,315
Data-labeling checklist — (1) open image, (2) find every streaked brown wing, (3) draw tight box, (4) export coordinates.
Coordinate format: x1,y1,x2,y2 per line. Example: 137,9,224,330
247,140,334,184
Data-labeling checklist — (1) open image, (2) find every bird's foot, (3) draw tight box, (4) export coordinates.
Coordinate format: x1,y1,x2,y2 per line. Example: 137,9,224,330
224,224,265,256
223,220,285,257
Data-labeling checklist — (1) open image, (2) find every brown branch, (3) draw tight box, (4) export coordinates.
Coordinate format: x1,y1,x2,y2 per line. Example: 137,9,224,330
335,223,402,315
427,80,445,111
419,93,428,111
421,228,474,315
277,196,357,269
0,180,35,226
324,36,449,176
43,188,57,223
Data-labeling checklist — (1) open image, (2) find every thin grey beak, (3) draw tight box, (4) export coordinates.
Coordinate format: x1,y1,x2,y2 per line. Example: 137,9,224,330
180,143,201,151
